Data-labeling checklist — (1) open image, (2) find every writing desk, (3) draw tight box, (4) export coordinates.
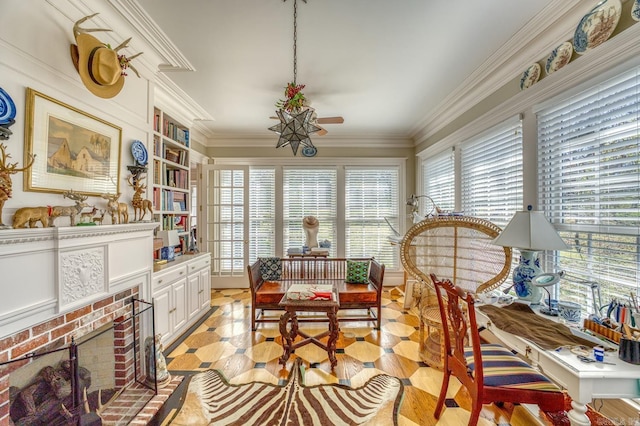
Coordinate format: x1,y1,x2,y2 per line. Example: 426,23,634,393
476,305,640,426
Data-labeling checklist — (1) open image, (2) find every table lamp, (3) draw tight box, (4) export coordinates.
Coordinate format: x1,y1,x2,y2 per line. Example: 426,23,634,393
492,206,569,304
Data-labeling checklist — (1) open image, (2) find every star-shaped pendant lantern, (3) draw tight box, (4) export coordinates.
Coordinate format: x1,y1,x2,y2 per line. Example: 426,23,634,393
269,108,320,156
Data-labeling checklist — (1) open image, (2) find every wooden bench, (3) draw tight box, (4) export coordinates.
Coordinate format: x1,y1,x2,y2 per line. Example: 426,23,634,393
247,257,385,331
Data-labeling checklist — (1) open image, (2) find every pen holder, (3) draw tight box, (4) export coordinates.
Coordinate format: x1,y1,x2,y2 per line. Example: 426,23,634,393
618,337,640,364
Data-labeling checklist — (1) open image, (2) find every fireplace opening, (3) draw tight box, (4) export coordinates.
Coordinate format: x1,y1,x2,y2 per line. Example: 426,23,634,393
5,299,155,426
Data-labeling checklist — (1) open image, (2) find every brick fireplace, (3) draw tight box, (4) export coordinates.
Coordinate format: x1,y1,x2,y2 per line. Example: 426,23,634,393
0,223,166,425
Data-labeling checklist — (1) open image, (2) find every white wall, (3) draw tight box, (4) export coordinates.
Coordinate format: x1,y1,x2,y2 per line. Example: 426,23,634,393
0,0,153,226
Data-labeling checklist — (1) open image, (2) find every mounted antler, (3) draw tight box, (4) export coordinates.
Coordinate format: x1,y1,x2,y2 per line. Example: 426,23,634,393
73,13,112,37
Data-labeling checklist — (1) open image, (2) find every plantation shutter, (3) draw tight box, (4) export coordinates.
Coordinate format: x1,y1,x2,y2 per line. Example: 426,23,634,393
282,167,337,256
422,148,455,213
248,167,275,263
460,116,523,228
345,167,399,268
537,65,640,310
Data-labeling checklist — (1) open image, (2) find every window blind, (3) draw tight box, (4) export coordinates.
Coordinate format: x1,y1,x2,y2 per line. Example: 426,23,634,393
249,167,275,263
460,116,523,228
345,167,399,268
422,148,455,213
538,65,640,310
283,168,337,256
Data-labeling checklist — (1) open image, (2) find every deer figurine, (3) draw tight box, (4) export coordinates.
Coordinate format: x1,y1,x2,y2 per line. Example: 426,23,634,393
128,175,154,221
51,190,90,226
0,143,34,227
92,209,106,225
101,193,129,224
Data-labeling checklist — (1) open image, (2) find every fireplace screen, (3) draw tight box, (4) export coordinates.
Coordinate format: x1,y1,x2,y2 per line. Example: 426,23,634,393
5,298,156,426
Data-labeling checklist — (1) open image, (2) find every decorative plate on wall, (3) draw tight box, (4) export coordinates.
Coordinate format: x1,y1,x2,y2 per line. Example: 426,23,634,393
573,0,622,55
519,63,541,91
632,0,640,21
545,41,574,75
301,145,317,157
0,87,17,125
131,140,148,166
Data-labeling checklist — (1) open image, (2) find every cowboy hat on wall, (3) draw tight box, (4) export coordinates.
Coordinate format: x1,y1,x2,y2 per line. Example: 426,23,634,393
70,13,142,99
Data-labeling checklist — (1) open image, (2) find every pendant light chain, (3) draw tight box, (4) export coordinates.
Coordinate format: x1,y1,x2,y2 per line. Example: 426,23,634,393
293,0,298,85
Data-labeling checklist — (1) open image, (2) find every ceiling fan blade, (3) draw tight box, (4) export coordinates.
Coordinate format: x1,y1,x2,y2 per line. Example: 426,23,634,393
316,116,344,124
316,127,328,136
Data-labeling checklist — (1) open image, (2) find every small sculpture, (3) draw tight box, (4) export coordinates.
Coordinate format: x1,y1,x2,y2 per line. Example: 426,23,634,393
145,334,170,388
12,206,51,229
303,215,319,248
0,143,34,228
127,175,153,222
101,192,129,224
78,206,97,224
50,190,89,226
92,209,106,225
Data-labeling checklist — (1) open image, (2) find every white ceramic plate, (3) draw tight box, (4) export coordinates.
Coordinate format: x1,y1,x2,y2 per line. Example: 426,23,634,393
573,0,622,55
519,63,541,90
545,41,573,75
632,0,640,21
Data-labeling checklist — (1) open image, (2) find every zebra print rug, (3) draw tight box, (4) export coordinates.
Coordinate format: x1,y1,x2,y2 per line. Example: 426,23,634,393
168,359,404,425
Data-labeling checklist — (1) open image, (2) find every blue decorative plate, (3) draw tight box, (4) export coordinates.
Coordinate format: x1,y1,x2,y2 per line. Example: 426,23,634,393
0,87,17,125
545,41,573,75
301,145,317,157
519,63,541,91
632,0,640,21
573,0,621,55
131,140,148,166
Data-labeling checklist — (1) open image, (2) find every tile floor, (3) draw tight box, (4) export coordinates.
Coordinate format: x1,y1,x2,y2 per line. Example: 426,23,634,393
161,288,553,425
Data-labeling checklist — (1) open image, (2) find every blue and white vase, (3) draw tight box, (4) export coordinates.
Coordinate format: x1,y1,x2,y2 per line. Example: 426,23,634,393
513,250,542,304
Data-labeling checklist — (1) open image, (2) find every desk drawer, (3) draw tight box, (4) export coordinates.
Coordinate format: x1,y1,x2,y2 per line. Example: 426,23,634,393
189,256,211,273
153,265,187,289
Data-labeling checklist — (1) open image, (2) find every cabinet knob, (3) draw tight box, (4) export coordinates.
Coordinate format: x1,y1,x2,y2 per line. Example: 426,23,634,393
180,271,184,275
170,308,176,313
198,290,204,294
158,279,163,284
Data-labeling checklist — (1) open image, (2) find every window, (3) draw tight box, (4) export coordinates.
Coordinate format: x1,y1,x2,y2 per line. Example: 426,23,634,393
345,167,399,266
282,167,338,257
246,163,402,269
422,148,455,213
460,116,523,227
538,66,640,312
249,168,275,263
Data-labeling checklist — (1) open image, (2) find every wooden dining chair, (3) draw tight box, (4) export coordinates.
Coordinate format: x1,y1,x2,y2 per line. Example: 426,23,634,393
431,273,566,425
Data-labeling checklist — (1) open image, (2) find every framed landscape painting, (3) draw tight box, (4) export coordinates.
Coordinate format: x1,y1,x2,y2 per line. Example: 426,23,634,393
24,88,122,195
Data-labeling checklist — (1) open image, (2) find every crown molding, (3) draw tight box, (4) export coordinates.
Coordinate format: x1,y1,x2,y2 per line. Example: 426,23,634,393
411,0,587,145
205,135,413,149
154,73,214,129
417,22,640,158
105,0,195,72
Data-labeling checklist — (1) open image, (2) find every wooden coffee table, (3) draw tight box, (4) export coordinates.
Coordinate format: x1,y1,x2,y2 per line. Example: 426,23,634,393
278,285,340,369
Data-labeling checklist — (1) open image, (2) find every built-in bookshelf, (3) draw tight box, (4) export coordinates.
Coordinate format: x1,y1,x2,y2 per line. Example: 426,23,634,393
152,107,190,254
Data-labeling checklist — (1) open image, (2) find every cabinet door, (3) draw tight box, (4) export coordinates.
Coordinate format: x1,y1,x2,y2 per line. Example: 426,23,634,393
187,272,200,320
173,279,188,332
153,285,172,344
199,267,211,310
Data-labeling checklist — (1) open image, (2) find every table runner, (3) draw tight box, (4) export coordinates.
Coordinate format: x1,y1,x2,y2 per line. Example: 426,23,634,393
478,303,596,350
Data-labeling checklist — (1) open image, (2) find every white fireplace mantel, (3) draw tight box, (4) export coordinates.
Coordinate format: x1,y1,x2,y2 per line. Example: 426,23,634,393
0,223,158,339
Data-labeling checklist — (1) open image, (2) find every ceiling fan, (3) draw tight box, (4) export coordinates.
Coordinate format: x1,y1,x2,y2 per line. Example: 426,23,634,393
270,107,344,136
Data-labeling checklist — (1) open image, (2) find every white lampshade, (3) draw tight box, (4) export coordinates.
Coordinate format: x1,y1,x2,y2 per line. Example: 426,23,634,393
492,210,569,251
158,230,180,247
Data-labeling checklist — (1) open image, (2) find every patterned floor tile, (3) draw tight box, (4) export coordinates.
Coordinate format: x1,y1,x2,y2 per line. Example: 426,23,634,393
244,341,282,362
193,341,237,363
391,340,421,362
343,340,385,362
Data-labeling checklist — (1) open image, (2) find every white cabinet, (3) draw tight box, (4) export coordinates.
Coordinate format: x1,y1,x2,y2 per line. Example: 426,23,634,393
152,253,211,346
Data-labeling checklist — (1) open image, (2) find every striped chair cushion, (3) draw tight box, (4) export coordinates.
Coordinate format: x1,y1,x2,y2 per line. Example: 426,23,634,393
465,344,561,392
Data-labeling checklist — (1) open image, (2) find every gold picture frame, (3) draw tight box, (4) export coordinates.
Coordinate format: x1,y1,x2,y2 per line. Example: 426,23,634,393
24,88,122,196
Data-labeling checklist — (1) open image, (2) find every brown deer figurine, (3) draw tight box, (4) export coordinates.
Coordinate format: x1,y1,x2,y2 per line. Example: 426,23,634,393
92,209,106,225
128,175,154,221
0,143,34,227
51,190,90,226
101,193,129,224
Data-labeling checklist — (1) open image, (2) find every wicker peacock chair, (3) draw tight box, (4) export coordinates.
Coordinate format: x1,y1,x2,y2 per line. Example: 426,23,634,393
400,215,512,369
